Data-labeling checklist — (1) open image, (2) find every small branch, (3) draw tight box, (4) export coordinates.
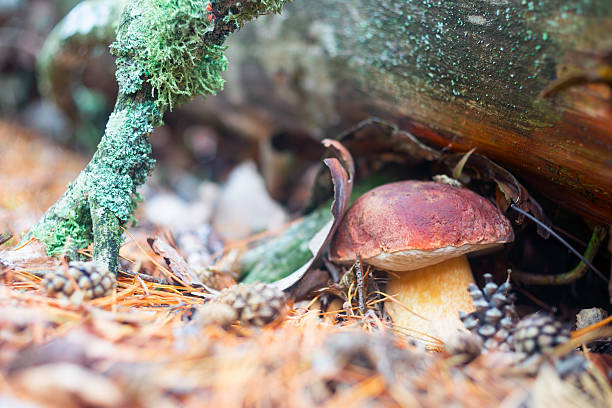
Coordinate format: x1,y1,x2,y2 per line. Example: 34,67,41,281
28,0,291,281
355,254,366,316
0,233,12,246
511,225,607,285
89,196,121,274
118,269,168,285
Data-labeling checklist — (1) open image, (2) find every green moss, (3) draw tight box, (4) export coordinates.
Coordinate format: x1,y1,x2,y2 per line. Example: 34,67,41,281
110,0,290,113
29,194,92,257
111,0,226,112
43,213,92,256
226,0,287,27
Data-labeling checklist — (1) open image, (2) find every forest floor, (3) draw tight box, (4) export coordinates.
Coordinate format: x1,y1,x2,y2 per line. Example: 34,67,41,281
1,121,611,408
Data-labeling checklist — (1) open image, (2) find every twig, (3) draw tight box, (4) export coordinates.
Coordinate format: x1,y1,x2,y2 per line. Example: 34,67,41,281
369,270,385,316
26,0,291,279
355,254,366,316
118,269,167,285
572,314,612,338
135,274,150,296
323,257,340,282
511,223,607,285
0,233,12,246
512,285,556,312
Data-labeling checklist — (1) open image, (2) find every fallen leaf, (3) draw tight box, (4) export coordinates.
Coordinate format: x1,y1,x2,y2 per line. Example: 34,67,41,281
271,139,354,292
148,237,202,287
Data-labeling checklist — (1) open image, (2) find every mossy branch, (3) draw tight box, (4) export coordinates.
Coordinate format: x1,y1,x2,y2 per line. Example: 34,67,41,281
29,0,290,274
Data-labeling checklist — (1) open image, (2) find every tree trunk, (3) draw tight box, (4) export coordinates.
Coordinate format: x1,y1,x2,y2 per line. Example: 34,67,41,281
214,0,612,223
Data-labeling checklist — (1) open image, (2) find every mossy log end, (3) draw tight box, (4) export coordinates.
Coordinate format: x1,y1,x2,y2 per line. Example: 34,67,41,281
221,0,612,223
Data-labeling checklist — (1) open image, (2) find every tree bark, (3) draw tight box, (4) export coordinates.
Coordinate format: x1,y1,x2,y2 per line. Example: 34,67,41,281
216,0,612,222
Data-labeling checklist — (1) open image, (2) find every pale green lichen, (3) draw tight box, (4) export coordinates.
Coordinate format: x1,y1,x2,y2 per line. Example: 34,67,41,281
29,98,158,258
111,0,290,112
89,195,122,275
86,99,158,221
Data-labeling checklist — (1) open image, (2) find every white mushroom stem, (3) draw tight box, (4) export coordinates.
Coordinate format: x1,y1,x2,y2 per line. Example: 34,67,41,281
385,255,475,343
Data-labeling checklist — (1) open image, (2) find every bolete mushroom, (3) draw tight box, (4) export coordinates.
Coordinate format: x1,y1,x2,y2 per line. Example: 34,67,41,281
330,181,514,341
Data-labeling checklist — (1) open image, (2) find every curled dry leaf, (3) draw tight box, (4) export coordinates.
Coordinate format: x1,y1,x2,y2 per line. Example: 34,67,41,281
305,118,439,213
270,139,354,292
148,237,233,294
337,118,441,164
313,117,547,238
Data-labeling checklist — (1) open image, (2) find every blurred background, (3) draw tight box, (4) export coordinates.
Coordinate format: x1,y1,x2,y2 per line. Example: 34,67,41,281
0,0,328,240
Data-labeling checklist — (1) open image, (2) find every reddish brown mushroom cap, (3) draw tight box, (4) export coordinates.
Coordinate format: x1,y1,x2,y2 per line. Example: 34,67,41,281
330,181,514,271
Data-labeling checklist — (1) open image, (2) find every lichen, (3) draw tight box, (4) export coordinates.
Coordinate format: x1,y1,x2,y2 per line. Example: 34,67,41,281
225,0,287,28
30,0,292,273
111,0,226,112
89,196,122,275
110,0,290,112
29,97,159,259
87,99,158,221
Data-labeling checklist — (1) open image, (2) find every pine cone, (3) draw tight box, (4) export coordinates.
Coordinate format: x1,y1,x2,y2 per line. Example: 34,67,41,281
217,283,286,327
445,331,483,364
194,302,238,329
41,261,115,300
511,313,571,356
459,273,518,351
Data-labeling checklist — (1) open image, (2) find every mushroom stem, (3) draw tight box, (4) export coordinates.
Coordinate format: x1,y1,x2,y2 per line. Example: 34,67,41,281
385,255,475,342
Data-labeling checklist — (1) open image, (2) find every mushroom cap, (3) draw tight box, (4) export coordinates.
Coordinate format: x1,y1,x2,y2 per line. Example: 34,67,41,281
330,181,514,271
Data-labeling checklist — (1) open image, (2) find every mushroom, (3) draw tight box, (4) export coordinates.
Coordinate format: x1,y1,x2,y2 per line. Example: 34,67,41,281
330,181,514,341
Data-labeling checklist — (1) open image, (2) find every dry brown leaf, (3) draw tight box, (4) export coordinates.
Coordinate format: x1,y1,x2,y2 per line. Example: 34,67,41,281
148,237,202,287
272,139,354,292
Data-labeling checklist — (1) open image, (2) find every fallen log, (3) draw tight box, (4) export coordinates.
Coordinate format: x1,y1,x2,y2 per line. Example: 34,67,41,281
215,0,612,222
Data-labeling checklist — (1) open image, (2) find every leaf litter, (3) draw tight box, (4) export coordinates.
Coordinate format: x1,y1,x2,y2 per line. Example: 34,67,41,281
1,122,612,407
